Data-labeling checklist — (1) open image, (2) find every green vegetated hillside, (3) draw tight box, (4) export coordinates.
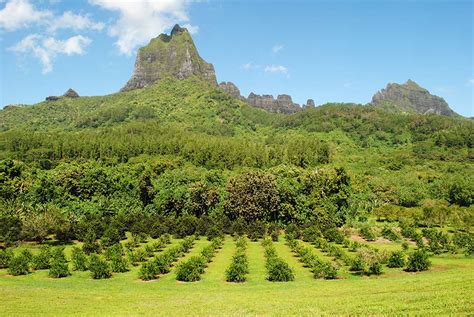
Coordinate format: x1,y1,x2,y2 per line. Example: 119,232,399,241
0,76,473,315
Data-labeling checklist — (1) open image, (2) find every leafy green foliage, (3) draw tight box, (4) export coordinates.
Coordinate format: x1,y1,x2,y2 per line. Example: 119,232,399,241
71,247,88,271
405,250,431,272
88,254,112,279
8,255,29,276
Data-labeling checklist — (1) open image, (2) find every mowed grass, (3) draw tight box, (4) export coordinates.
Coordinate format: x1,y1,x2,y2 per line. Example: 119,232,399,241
1,236,473,316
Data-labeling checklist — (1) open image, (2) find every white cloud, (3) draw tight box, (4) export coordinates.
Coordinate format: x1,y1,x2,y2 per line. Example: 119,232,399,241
272,44,283,54
46,11,105,32
468,79,474,86
242,62,259,71
0,0,52,31
10,34,91,73
90,0,196,55
264,65,288,74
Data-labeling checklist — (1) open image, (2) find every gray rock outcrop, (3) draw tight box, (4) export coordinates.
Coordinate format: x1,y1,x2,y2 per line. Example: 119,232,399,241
371,80,457,116
121,24,217,91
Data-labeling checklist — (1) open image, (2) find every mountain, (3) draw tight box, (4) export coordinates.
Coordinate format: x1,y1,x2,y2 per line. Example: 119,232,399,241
121,24,217,91
371,80,457,116
219,81,313,114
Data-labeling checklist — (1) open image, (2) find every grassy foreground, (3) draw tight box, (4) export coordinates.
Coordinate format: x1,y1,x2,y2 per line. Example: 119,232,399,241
1,237,473,316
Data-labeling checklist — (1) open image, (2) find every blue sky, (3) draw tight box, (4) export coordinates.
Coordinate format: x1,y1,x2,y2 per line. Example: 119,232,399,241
0,0,473,116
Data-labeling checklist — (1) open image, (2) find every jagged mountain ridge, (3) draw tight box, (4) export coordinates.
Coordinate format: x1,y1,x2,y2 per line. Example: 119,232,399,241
371,80,457,116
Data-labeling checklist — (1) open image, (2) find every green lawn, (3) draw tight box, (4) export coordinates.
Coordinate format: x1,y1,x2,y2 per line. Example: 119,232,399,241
1,236,473,316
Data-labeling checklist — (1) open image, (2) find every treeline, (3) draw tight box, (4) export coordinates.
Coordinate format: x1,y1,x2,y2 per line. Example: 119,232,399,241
0,158,352,245
0,123,330,169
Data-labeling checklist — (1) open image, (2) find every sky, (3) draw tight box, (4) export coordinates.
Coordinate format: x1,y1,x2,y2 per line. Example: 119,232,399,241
0,0,473,116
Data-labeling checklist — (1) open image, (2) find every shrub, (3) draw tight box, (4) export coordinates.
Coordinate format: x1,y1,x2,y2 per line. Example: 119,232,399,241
226,253,248,282
31,246,51,270
110,255,128,273
230,218,247,236
267,258,294,281
285,223,301,240
101,226,122,247
48,258,70,278
89,254,112,279
8,255,29,276
368,261,383,275
381,226,401,242
387,251,406,268
405,250,431,272
302,226,321,243
20,249,33,263
104,243,124,260
138,261,157,280
0,248,14,268
323,228,345,244
313,261,338,279
206,225,224,241
226,237,248,282
71,247,88,271
360,226,376,241
175,256,206,282
82,231,101,255
247,220,266,241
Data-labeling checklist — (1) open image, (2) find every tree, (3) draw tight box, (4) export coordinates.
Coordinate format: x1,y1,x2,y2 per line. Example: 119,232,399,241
225,171,280,222
0,214,22,245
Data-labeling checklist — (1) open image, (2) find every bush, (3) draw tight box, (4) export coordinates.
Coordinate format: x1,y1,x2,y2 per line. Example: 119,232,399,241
360,226,376,241
31,246,51,270
89,254,112,279
368,261,383,275
206,225,224,241
71,247,88,271
82,231,101,255
226,253,248,282
381,226,401,242
302,226,321,243
405,250,431,272
8,255,29,275
138,261,157,280
267,258,294,281
285,223,301,240
175,256,206,282
387,251,406,268
313,261,338,279
20,249,33,263
110,255,128,273
247,220,266,241
226,237,248,282
48,258,70,278
0,248,14,268
323,228,345,244
230,218,247,236
104,243,124,260
101,226,122,247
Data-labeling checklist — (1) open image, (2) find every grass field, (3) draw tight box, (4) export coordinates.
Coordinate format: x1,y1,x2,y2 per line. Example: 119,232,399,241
1,236,473,316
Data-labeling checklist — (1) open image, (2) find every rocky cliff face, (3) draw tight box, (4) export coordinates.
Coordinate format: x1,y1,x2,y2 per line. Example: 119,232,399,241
219,82,244,100
121,24,217,92
218,81,310,114
371,80,456,116
246,93,302,114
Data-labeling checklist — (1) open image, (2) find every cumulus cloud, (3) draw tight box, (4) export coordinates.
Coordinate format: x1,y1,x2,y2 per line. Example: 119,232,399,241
10,34,91,73
90,0,197,55
0,0,52,31
272,44,283,54
264,65,288,74
46,11,105,32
